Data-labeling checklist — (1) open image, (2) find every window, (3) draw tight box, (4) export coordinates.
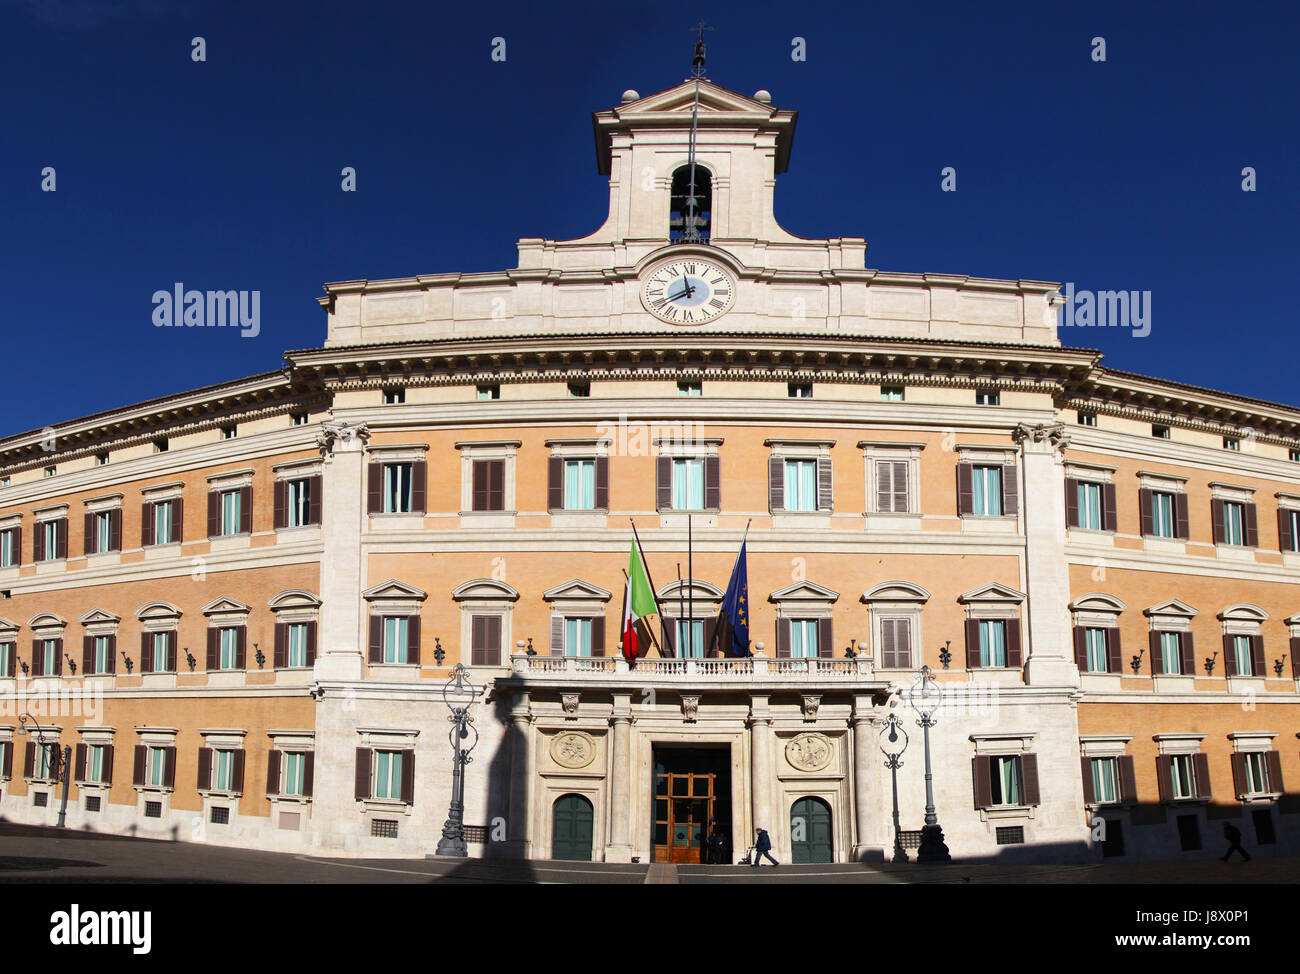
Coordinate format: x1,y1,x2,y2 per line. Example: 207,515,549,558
219,490,242,536
1159,631,1182,675
1077,482,1102,530
147,746,168,788
990,756,1022,806
382,617,410,664
672,458,704,510
1083,627,1108,672
212,749,235,791
153,438,168,453
1169,754,1197,800
151,632,172,672
880,386,904,402
788,619,819,659
1077,411,1097,426
218,628,239,669
1222,501,1245,545
383,388,405,405
91,635,112,674
287,623,309,668
1231,634,1253,676
564,617,593,657
291,412,308,426
280,751,306,796
153,500,176,545
880,617,911,669
566,381,590,398
783,459,817,512
971,747,1039,811
668,164,712,243
471,459,505,512
470,615,501,665
0,528,16,568
0,648,10,678
1152,424,1170,439
384,463,413,513
221,425,237,440
1291,448,1300,463
44,466,55,478
1091,757,1119,804
875,460,909,513
373,751,405,800
476,384,500,400
677,380,702,397
40,520,61,561
1224,437,1240,451
1150,491,1175,538
286,478,312,527
1242,753,1269,795
0,476,8,486
41,638,59,674
970,466,1003,516
788,382,813,399
96,452,109,465
85,745,107,784
979,619,1007,667
675,618,705,659
93,511,112,553
563,459,597,510
1284,510,1300,553
975,389,999,406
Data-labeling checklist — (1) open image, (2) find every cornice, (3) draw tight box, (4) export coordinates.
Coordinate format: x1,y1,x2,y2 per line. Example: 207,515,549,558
1061,427,1300,484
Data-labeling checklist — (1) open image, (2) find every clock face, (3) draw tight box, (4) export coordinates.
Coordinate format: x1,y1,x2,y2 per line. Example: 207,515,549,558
641,258,736,325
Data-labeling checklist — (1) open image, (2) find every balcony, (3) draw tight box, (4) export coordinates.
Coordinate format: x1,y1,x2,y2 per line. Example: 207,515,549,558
502,654,888,692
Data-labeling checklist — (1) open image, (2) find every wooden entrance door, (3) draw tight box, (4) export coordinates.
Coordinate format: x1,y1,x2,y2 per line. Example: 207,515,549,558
653,770,715,863
790,796,833,863
552,793,594,861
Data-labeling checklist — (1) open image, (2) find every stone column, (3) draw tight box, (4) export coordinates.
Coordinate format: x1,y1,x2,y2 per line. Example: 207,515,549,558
506,692,532,858
749,694,774,851
1014,423,1080,687
314,421,369,682
605,692,633,862
850,695,876,861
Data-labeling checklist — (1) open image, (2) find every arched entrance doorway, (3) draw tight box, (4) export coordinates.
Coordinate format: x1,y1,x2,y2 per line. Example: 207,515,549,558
551,794,594,861
790,796,833,863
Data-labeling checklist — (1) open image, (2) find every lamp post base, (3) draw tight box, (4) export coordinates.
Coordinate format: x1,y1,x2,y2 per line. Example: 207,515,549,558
916,824,951,863
435,818,468,857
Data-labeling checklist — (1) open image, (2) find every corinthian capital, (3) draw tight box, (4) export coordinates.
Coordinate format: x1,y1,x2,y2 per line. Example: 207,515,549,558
1012,422,1070,454
317,420,371,458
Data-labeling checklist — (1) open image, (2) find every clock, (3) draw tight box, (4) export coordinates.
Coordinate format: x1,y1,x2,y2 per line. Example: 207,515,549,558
640,257,736,325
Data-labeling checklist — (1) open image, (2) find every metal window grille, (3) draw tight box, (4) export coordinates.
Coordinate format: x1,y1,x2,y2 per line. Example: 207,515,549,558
371,819,399,839
995,826,1025,845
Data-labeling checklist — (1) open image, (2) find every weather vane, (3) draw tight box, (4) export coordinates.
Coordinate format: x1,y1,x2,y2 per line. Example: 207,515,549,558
682,20,713,243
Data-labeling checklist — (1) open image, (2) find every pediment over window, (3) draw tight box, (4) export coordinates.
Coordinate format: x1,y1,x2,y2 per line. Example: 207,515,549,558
958,582,1025,605
769,580,839,604
1068,593,1127,614
201,596,252,617
657,579,724,604
136,601,182,622
27,612,65,629
452,578,520,602
267,589,323,611
542,579,611,603
0,617,17,638
1144,598,1198,619
1218,603,1267,622
78,608,121,626
361,579,428,602
862,580,930,604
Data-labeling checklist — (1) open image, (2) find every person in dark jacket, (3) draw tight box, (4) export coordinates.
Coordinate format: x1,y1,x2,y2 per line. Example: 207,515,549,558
752,826,778,867
1221,822,1251,862
706,821,727,864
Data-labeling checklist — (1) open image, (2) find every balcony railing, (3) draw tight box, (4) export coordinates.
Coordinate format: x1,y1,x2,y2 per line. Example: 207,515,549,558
508,654,876,682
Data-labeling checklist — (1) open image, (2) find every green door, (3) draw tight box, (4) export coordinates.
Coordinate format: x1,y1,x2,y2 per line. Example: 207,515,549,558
552,794,594,861
790,796,833,864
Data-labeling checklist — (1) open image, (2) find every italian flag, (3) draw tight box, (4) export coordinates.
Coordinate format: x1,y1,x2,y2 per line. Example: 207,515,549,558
622,541,658,662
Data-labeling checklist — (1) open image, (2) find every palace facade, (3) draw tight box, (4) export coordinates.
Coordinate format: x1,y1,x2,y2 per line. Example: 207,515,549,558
0,78,1296,865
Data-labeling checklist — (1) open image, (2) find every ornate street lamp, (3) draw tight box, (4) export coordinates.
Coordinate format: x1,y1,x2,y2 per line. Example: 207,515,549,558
19,712,70,829
434,663,481,857
877,706,909,863
908,665,951,863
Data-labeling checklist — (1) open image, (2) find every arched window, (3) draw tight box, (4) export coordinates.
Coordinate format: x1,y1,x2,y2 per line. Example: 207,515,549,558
670,165,712,243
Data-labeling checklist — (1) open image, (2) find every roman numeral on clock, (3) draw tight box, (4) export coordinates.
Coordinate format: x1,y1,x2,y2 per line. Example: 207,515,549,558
709,298,726,308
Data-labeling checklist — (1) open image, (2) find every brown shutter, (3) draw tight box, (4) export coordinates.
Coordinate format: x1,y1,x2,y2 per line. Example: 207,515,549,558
303,476,320,525
407,614,420,665
102,744,114,783
83,635,95,675
410,461,427,513
30,639,41,677
701,616,717,658
471,615,485,665
882,618,897,668
662,618,677,657
1180,631,1195,676
238,486,252,533
33,524,42,563
206,628,219,670
1073,626,1088,669
656,456,672,511
1064,478,1080,528
550,615,564,656
1280,507,1295,552
1106,627,1122,674
817,617,832,658
105,634,116,674
768,456,784,512
1211,498,1225,544
1001,464,1018,516
816,456,833,511
1118,756,1137,802
1174,492,1190,539
594,456,609,510
1230,752,1246,799
487,459,504,511
109,509,121,551
547,457,563,511
133,745,146,786
1291,636,1300,679
1149,629,1163,675
1250,635,1265,677
484,615,501,665
1006,620,1022,668
1244,503,1259,547
956,462,973,516
1080,757,1096,804
965,618,981,669
163,746,176,788
591,615,605,657
775,618,791,658
704,455,720,510
1155,755,1173,801
367,464,383,514
471,460,487,512
235,626,246,670
231,749,245,794
172,498,183,542
368,616,383,664
1192,753,1212,799
266,749,281,797
354,748,371,800
303,752,314,797
1223,633,1236,676
207,492,220,537
1102,483,1117,531
274,623,288,669
305,621,317,667
56,518,68,558
197,747,212,790
273,479,287,529
23,742,35,778
84,511,95,556
1138,488,1153,536
140,632,152,673
74,743,87,782
141,502,155,547
1264,751,1283,793
399,750,415,804
1020,753,1040,805
52,639,62,675
10,527,19,566
972,755,993,809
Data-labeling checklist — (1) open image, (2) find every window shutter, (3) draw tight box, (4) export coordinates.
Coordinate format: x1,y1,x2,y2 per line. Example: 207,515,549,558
487,459,504,511
956,463,973,516
882,619,897,668
141,502,155,547
368,616,383,664
876,460,893,513
550,615,564,656
1280,508,1295,552
1222,633,1236,677
33,525,43,563
1064,478,1080,528
591,615,605,657
1249,635,1265,677
1072,626,1087,669
972,755,993,810
266,749,281,797
235,626,247,670
139,632,152,673
84,512,95,556
768,456,784,512
1291,636,1300,679
74,743,87,783
817,617,832,658
1001,464,1018,516
655,457,672,511
701,616,717,658
1080,757,1095,804
1155,755,1173,801
52,639,62,675
105,634,116,674
1264,751,1283,793
1230,752,1246,799
305,621,317,667
472,460,487,512
1021,753,1040,805
354,748,371,800
1244,503,1259,547
207,492,220,537
172,498,183,542
273,479,287,529
206,628,219,671
816,456,833,512
22,742,36,778
410,461,427,513
56,519,68,559
471,615,485,665
197,747,212,790
662,618,677,657
4,644,13,678
400,751,415,804
303,752,314,797
1192,753,1212,799
1174,492,1190,539
704,456,720,510
1138,488,1153,536
484,615,501,665
1117,756,1137,802
1006,619,1022,668
1149,630,1163,675
238,486,252,533
1211,498,1225,544
594,456,609,510
775,618,790,658
30,639,41,677
964,618,981,669
1106,627,1122,674
0,740,10,778
109,509,121,551
367,464,383,514
132,745,146,787
274,623,288,669
83,635,95,675
407,614,420,665
231,750,245,794
308,476,322,525
1102,483,1117,531
1180,631,1195,676
547,457,563,511
163,746,177,788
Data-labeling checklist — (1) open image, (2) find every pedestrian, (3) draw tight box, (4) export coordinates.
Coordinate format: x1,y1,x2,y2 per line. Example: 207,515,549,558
1221,822,1251,862
752,826,778,867
706,821,726,864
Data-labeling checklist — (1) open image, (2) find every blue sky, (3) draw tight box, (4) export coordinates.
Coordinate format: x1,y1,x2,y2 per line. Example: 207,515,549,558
2,0,1297,436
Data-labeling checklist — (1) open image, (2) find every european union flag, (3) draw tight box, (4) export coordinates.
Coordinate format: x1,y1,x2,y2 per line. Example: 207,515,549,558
719,540,750,656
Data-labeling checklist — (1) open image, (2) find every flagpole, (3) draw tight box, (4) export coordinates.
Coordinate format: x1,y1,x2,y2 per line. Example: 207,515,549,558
676,562,684,657
622,567,663,656
708,519,752,656
687,513,693,659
